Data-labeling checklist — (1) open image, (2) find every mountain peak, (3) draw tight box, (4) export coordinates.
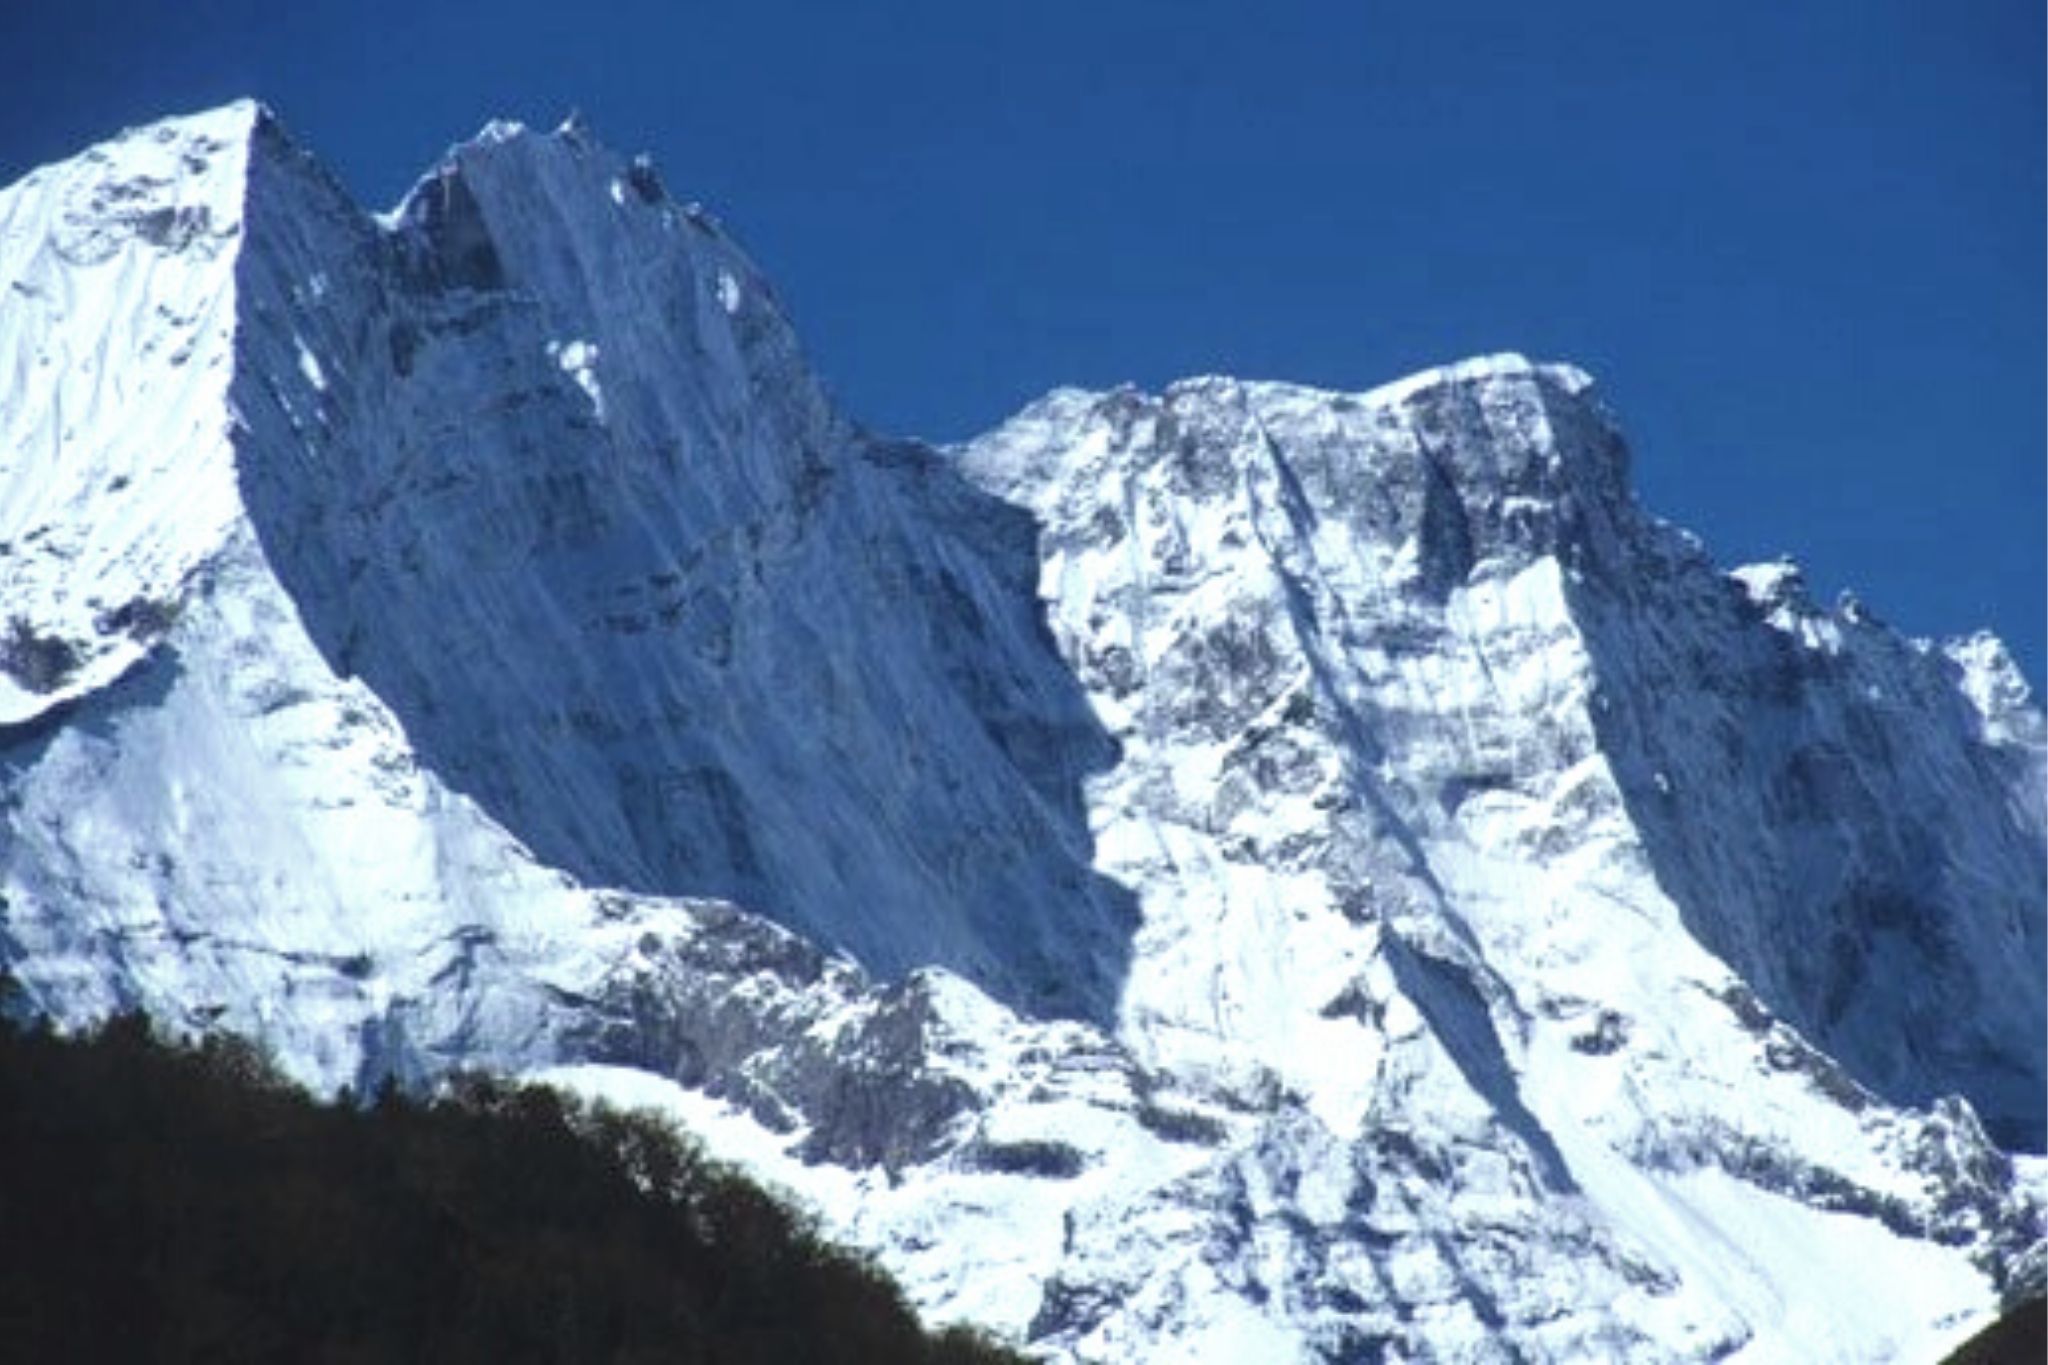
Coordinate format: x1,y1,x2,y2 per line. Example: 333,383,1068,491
2,104,2041,1364
0,100,269,725
968,346,1636,620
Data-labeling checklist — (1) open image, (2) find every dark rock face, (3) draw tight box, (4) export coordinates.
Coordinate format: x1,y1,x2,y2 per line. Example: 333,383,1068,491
1565,523,2047,1150
0,616,80,693
227,112,1140,1029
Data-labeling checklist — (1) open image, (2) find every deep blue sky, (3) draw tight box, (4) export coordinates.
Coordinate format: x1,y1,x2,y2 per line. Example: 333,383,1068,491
4,1,2041,682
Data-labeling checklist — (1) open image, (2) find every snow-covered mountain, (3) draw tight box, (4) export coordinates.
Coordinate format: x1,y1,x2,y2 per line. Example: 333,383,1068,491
2,102,2041,1363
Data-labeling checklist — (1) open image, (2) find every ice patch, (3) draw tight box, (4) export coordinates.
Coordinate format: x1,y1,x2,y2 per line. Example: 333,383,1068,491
472,118,528,147
1360,352,1584,408
1730,560,1804,607
548,338,605,420
294,335,325,391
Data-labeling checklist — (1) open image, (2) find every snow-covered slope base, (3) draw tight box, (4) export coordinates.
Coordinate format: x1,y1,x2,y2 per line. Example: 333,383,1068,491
2,104,2042,1363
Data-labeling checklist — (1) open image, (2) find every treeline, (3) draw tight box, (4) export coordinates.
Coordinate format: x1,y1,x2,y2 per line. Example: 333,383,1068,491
0,1013,1024,1364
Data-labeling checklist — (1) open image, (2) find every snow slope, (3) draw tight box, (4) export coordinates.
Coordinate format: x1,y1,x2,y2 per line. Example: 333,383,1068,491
1,104,2041,1362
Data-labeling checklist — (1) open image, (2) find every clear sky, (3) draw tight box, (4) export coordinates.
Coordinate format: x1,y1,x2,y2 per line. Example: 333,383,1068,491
3,0,2041,682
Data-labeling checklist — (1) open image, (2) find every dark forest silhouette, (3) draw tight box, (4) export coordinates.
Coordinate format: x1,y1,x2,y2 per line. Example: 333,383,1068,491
0,1009,1022,1364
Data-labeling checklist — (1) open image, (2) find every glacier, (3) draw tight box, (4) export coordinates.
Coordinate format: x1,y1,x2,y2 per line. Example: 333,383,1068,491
1,101,2042,1363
